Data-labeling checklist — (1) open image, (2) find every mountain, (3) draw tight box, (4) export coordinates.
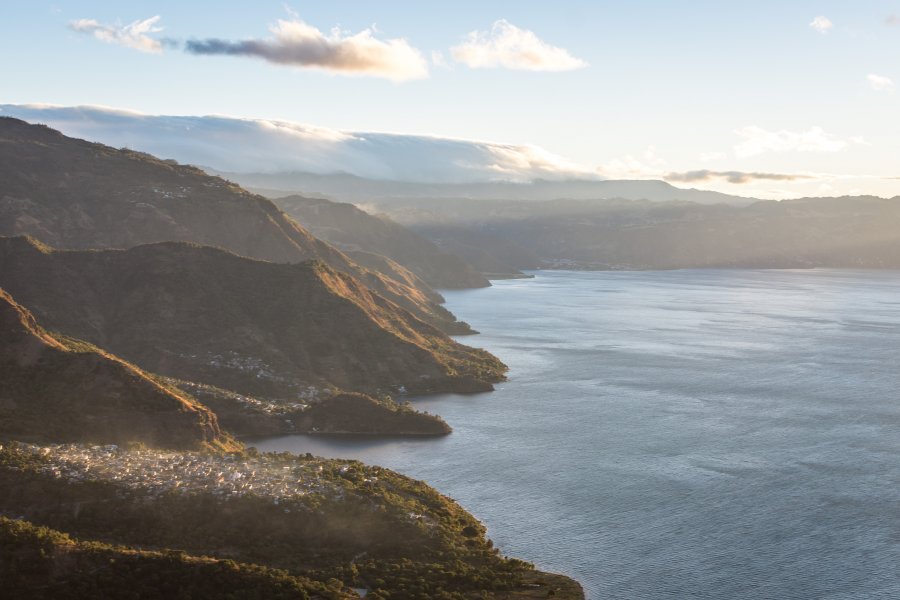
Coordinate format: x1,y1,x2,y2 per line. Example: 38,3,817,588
0,117,470,334
273,195,490,288
0,237,506,400
414,225,543,277
0,288,230,450
243,172,751,205
0,105,746,206
375,196,900,270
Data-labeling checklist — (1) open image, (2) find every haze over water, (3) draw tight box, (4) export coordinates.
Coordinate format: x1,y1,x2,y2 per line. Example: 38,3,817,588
254,269,900,599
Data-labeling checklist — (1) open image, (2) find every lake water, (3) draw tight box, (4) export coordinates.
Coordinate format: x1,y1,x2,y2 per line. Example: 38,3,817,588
253,269,900,599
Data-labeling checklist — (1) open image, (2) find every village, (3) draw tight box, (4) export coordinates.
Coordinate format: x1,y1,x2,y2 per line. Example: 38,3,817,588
9,443,372,503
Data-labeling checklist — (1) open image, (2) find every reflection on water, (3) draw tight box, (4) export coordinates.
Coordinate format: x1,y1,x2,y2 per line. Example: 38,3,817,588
254,269,900,600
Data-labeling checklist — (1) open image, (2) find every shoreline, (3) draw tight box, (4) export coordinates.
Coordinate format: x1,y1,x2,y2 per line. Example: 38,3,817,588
254,275,587,598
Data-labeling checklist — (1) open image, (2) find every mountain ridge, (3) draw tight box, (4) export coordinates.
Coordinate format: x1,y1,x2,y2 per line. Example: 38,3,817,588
273,194,492,288
0,236,506,401
0,116,472,334
0,287,232,450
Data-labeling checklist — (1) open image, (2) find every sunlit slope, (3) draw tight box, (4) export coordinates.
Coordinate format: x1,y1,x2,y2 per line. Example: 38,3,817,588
0,237,506,399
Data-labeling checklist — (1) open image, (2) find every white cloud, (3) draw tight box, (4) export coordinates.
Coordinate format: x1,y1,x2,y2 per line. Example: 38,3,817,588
867,73,895,93
476,144,590,179
0,104,593,183
69,15,164,53
597,147,667,179
809,16,833,34
451,19,587,72
185,18,428,82
733,126,850,158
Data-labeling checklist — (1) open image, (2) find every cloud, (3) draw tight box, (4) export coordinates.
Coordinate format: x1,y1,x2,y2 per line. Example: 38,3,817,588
184,18,427,81
665,170,811,184
733,125,851,158
809,16,833,34
451,19,587,71
886,15,900,26
596,147,667,179
69,15,164,53
0,104,593,183
867,73,896,93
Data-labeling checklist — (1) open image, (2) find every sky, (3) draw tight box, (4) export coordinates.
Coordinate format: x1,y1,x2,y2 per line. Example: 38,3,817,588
3,1,900,199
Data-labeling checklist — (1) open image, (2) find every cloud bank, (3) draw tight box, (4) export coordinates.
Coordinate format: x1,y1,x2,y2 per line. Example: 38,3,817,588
69,16,164,53
451,20,587,71
0,104,591,183
665,170,811,184
185,18,428,81
733,126,850,158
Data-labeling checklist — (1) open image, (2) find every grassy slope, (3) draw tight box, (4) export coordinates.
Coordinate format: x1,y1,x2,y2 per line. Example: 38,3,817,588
0,237,506,400
0,288,236,451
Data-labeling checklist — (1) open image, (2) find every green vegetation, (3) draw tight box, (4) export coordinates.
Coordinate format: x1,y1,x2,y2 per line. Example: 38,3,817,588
172,381,452,438
0,443,582,599
0,517,350,599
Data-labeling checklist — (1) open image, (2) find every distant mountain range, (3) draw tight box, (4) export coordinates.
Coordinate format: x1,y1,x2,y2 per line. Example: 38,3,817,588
241,172,750,205
0,104,748,206
0,116,471,334
273,195,491,288
0,117,506,439
374,196,900,271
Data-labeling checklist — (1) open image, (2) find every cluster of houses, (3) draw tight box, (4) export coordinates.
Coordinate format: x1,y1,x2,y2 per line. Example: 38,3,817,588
12,443,361,503
177,379,315,416
148,185,191,199
195,350,285,382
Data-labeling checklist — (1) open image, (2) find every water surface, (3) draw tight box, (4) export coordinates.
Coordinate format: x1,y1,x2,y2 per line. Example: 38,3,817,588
254,269,900,599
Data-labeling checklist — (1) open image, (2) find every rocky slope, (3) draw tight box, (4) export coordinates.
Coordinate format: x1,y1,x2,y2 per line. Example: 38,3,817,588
0,237,506,400
274,195,490,288
0,288,230,450
0,117,470,334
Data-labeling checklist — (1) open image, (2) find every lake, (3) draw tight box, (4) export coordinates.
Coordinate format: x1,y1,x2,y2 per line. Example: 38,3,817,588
253,269,900,599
